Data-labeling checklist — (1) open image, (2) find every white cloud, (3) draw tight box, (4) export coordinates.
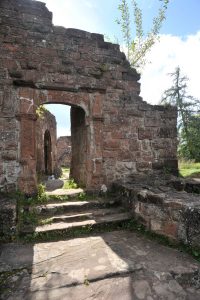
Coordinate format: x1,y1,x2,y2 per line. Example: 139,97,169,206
43,0,100,33
140,31,200,104
57,126,71,138
40,1,200,127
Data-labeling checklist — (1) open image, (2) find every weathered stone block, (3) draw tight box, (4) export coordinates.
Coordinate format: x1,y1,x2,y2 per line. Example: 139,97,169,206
144,117,160,127
0,196,17,241
104,139,120,150
2,150,17,161
136,162,152,171
138,128,154,140
162,221,178,239
159,128,177,138
57,136,71,168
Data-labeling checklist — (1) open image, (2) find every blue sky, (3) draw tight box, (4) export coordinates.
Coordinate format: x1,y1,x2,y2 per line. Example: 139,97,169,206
42,0,200,137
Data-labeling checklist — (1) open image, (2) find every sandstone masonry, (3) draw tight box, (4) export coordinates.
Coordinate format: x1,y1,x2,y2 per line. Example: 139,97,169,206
0,0,178,194
57,136,71,168
36,108,57,176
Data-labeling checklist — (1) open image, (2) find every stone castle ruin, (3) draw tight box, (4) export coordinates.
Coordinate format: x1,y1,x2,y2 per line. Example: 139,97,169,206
57,136,72,168
36,108,57,176
2,2,200,288
0,0,178,194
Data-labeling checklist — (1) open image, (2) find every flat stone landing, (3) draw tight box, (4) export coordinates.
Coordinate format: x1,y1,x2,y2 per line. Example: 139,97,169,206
0,230,200,299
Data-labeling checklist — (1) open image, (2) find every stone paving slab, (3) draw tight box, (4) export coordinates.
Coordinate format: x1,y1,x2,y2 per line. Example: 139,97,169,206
46,188,83,196
0,231,200,299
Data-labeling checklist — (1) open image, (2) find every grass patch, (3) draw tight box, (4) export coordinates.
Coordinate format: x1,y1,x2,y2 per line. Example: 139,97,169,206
62,167,70,173
63,179,78,189
179,160,200,178
48,194,69,202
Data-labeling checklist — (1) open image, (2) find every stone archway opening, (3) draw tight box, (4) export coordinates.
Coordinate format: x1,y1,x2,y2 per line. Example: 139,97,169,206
70,105,87,187
36,102,88,188
44,130,52,175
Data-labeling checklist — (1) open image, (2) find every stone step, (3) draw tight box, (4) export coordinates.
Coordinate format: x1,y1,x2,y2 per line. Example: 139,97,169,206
21,212,132,236
40,207,126,224
46,194,112,204
46,188,84,198
29,198,121,217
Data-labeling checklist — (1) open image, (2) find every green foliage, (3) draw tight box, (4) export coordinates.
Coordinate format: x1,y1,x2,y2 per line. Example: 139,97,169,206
36,105,48,118
117,0,131,59
48,194,69,201
62,167,70,173
117,0,169,70
84,276,90,286
78,192,87,200
27,184,49,204
37,183,45,198
63,179,78,189
179,160,200,178
22,209,38,226
161,67,200,161
179,115,200,162
39,218,53,226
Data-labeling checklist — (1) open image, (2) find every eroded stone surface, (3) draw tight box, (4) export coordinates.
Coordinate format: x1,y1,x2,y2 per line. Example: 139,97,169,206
0,231,199,299
0,196,17,241
114,174,200,248
57,136,71,168
36,109,57,176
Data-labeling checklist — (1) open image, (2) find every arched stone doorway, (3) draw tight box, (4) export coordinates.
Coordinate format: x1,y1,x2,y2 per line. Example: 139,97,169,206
17,87,100,194
44,130,52,175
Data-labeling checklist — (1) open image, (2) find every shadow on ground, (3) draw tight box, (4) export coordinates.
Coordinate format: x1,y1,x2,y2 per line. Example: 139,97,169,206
1,230,200,300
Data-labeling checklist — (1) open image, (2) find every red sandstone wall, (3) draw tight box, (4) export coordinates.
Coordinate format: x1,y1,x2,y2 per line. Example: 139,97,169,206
36,109,57,176
0,0,178,193
57,136,71,168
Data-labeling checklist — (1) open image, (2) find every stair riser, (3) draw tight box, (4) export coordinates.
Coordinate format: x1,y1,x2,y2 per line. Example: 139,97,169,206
19,219,132,241
43,209,125,224
30,201,121,217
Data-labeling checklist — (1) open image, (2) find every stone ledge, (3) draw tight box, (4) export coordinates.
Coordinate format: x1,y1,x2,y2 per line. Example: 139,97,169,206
113,175,200,248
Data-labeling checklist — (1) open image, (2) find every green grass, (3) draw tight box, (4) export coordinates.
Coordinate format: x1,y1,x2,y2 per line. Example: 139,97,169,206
62,167,70,173
63,179,78,189
179,160,200,177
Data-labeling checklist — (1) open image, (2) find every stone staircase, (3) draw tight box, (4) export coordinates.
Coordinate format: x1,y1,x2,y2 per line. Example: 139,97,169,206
19,190,132,241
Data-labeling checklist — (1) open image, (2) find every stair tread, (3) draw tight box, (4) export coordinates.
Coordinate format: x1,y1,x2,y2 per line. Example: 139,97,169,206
35,198,118,208
38,200,99,208
46,188,83,196
34,212,132,232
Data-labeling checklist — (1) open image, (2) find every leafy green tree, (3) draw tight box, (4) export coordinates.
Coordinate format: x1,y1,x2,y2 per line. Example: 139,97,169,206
161,66,200,160
36,105,48,118
179,115,200,162
117,0,169,70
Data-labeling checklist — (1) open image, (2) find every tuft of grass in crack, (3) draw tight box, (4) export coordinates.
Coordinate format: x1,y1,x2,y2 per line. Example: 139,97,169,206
38,217,53,226
48,194,69,202
63,179,78,189
17,184,50,232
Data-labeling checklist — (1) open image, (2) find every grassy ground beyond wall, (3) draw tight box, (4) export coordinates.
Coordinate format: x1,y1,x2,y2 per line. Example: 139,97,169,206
179,160,200,178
